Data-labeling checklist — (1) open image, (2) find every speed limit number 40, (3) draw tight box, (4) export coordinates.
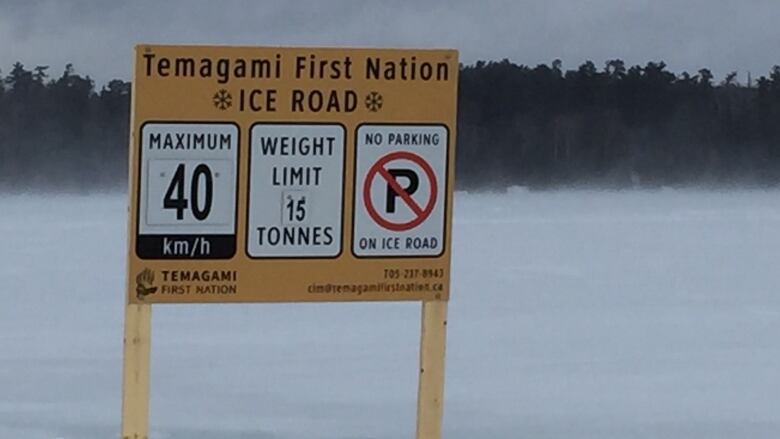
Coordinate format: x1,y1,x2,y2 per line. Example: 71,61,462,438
136,122,239,259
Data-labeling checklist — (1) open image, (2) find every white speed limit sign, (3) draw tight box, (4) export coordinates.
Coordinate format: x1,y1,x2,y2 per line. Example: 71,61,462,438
136,122,239,259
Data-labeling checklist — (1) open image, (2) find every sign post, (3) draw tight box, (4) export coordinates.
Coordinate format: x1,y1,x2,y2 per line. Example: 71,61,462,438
123,44,458,438
120,304,151,439
416,300,449,438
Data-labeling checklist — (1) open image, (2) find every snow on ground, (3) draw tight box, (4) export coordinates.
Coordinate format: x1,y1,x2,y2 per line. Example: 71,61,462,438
1,189,779,438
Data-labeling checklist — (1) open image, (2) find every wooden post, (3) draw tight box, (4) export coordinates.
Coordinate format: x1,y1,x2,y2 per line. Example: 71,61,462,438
121,303,152,439
415,299,449,439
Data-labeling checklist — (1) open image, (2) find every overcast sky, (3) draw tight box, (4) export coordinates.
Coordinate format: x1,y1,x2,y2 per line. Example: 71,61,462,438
1,0,778,86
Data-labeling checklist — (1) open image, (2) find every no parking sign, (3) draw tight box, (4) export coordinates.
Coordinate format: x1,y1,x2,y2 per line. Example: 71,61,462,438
354,125,448,257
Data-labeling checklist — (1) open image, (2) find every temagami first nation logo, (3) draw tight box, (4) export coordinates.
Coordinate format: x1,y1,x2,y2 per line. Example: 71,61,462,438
136,268,158,300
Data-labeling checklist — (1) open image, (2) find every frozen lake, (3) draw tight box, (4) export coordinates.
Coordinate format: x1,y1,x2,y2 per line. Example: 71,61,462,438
1,189,779,438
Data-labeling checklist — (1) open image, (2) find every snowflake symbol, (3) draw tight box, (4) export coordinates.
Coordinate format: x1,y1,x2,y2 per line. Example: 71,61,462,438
213,89,232,110
365,91,383,112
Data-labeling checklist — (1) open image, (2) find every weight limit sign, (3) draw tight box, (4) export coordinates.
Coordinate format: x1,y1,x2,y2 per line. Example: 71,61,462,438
136,122,239,259
353,124,448,257
246,123,345,258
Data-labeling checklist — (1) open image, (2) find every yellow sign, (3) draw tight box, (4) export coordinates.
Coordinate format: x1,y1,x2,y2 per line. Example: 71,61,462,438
127,44,458,303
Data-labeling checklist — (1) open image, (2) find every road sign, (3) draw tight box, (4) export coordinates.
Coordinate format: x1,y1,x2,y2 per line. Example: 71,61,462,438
127,44,458,304
136,122,239,259
246,123,345,258
123,44,458,439
354,125,448,257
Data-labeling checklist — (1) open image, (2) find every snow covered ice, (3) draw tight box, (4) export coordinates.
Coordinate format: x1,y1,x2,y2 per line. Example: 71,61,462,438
1,190,780,438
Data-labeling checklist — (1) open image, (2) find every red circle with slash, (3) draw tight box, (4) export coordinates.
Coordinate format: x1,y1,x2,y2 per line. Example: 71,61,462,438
363,151,438,231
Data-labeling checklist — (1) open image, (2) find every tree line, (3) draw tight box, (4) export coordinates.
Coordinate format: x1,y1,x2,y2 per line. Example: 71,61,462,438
458,60,780,188
0,60,779,191
0,63,129,190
